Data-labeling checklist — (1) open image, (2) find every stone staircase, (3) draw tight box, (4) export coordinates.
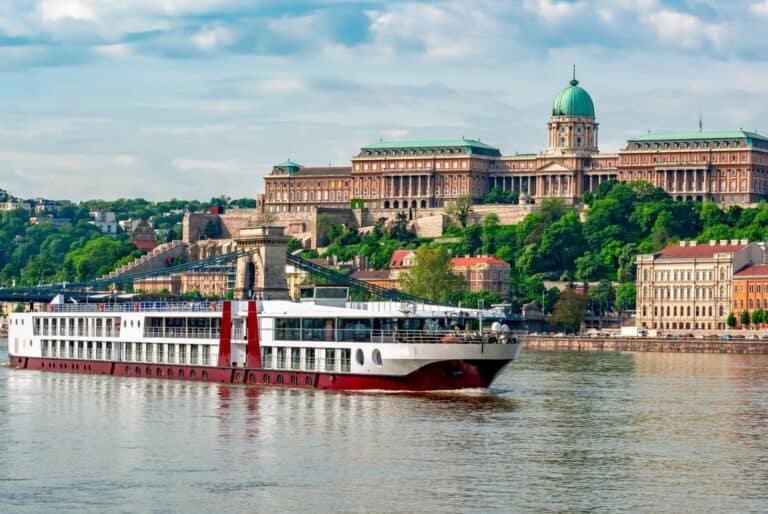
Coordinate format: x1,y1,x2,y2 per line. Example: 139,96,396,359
103,240,189,279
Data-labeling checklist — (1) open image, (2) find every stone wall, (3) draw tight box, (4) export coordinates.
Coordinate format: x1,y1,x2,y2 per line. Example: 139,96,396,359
184,209,314,244
104,241,188,279
414,215,444,238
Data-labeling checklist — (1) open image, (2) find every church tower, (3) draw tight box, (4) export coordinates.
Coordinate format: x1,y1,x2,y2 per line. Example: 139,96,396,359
546,69,598,155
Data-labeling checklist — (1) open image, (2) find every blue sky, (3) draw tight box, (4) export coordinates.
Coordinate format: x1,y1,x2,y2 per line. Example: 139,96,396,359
2,0,768,201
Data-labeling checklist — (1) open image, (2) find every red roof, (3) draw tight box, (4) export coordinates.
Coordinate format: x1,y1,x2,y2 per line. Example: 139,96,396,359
658,244,748,259
389,250,416,268
450,257,508,267
734,264,768,278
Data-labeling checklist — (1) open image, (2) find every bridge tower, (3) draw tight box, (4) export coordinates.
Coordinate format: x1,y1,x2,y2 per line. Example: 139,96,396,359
233,225,290,300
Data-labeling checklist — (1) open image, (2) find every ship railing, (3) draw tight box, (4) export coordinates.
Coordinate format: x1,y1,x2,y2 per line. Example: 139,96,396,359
142,327,221,339
272,328,510,344
49,301,222,313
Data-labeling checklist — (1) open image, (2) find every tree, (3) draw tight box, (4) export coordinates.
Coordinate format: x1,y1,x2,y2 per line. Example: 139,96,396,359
740,310,751,328
727,312,737,328
615,282,636,311
589,279,614,315
547,288,588,333
752,308,764,326
399,245,466,304
445,196,473,228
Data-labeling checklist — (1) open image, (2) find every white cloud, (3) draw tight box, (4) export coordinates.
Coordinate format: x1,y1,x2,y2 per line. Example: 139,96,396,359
37,0,96,22
367,3,497,60
524,0,586,23
644,10,727,50
749,1,768,16
171,157,245,174
192,25,234,52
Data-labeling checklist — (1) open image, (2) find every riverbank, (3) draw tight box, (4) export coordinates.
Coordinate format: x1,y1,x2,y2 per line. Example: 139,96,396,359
523,336,768,354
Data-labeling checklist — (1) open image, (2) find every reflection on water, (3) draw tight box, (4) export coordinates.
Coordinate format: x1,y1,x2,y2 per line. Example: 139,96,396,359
2,341,768,512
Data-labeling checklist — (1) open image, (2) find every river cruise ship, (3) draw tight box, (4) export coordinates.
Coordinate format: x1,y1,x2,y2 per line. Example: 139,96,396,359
7,287,521,391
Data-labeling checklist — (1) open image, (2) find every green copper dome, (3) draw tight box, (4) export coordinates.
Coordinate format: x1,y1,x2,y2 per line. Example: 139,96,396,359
552,77,595,118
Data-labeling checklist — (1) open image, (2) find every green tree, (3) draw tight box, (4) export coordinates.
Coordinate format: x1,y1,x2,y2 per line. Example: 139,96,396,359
752,308,764,326
399,245,466,304
727,312,737,328
445,196,473,228
589,279,614,315
615,282,636,311
547,288,588,333
740,310,751,327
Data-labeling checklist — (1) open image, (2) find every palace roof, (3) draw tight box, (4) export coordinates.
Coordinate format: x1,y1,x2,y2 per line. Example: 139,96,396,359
267,166,351,178
358,138,501,157
628,130,768,145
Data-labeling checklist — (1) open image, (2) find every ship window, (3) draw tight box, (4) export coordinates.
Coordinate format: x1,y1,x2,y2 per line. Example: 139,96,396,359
275,318,300,340
190,345,199,365
355,349,364,366
262,347,273,368
277,347,287,368
340,349,351,373
157,344,164,363
325,349,336,372
372,349,382,366
202,345,210,365
304,348,315,371
291,348,301,370
302,318,334,341
338,318,372,342
168,344,175,364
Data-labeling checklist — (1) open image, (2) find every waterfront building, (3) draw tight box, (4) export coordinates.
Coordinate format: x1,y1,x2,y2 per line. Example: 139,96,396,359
449,257,510,295
262,73,768,213
635,240,767,331
731,264,768,325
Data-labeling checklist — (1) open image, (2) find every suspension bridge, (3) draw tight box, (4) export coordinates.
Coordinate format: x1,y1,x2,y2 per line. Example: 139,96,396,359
0,250,433,305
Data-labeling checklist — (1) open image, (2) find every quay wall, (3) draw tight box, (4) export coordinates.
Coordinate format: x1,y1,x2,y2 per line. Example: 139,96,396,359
524,336,768,354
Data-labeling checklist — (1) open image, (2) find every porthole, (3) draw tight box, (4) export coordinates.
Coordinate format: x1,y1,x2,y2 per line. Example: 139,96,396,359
202,371,208,381
372,349,382,366
355,349,364,366
167,368,173,377
249,373,256,383
235,372,242,382
263,374,270,384
179,370,184,378
146,367,151,376
190,370,196,380
157,368,163,377
135,366,141,375
277,375,284,384
305,377,313,386
290,376,298,385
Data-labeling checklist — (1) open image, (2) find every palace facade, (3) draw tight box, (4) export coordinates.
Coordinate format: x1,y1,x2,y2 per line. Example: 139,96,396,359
263,74,768,213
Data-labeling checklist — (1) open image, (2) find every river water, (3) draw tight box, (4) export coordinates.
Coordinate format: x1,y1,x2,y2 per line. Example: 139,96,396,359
1,339,767,513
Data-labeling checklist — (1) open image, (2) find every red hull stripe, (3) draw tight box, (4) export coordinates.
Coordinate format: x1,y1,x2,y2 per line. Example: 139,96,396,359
216,301,232,367
246,300,261,368
8,356,511,391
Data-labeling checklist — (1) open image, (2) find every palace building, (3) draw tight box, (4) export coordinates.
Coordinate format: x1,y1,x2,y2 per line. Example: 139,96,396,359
263,73,768,213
